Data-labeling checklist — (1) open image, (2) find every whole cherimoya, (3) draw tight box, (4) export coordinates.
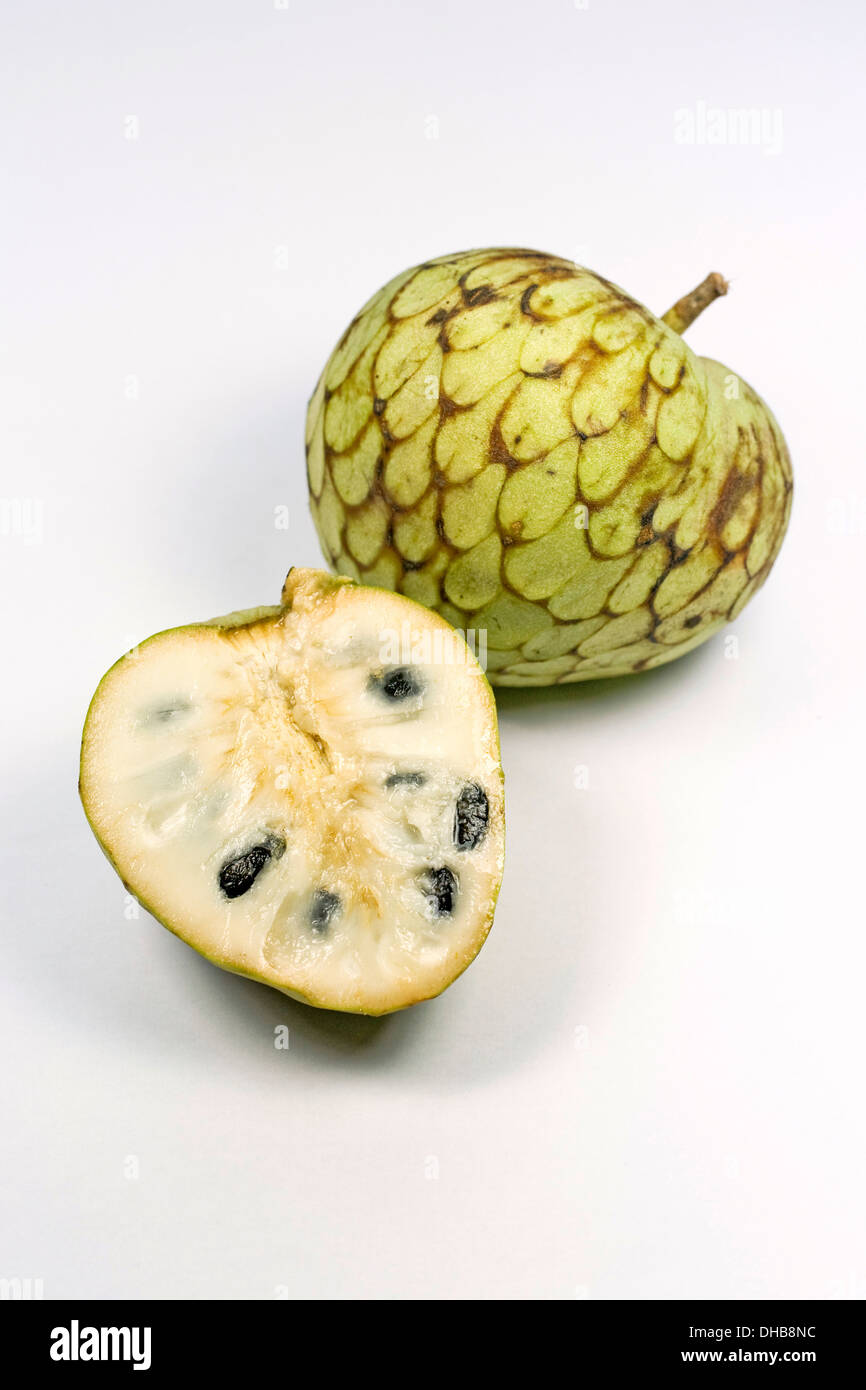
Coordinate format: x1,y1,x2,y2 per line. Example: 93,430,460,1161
306,249,792,685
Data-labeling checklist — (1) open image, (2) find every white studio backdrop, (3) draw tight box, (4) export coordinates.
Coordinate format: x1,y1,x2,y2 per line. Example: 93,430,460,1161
1,0,864,1298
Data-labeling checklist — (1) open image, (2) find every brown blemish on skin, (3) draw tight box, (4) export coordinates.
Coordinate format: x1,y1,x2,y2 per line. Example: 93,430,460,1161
711,469,754,534
488,420,522,471
634,502,659,547
526,361,563,379
457,266,498,306
519,285,543,320
437,394,461,421
463,284,498,308
684,614,702,628
373,397,386,415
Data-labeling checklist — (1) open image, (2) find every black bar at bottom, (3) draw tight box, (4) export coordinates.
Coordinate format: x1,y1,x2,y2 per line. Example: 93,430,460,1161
2,1298,861,1373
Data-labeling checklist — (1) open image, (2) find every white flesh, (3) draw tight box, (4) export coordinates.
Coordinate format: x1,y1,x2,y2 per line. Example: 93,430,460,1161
80,570,504,1014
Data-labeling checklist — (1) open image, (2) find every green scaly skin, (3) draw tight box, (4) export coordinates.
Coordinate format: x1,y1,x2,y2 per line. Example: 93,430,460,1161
306,249,793,686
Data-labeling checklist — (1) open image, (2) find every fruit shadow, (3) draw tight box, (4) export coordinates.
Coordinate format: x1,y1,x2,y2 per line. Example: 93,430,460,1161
159,935,521,1089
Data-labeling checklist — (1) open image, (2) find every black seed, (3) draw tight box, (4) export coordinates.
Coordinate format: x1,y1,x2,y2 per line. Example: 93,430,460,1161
219,846,270,899
385,771,427,788
218,835,285,900
419,866,458,918
369,667,425,701
453,783,489,851
310,888,341,934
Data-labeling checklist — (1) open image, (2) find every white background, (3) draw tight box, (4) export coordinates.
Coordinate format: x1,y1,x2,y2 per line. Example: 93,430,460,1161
1,0,864,1300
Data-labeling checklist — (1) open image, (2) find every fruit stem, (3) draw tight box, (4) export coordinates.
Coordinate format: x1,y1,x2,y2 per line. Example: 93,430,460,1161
662,272,729,334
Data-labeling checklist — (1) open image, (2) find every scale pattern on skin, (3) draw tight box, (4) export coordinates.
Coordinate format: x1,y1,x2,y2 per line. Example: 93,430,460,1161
307,249,793,685
79,571,504,1016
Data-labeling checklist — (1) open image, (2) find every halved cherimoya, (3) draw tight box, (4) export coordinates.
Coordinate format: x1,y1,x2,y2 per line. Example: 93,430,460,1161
79,569,505,1015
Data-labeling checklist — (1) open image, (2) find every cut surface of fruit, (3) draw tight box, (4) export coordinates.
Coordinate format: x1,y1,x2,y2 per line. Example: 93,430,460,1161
80,569,504,1015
